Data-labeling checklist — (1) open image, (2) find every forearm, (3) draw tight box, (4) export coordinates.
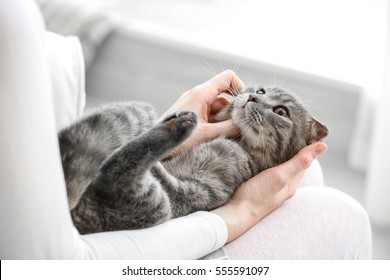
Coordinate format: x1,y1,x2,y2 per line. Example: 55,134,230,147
81,212,227,259
212,201,272,243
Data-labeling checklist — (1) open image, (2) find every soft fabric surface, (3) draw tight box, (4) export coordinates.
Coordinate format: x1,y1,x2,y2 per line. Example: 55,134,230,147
45,32,86,130
36,0,115,68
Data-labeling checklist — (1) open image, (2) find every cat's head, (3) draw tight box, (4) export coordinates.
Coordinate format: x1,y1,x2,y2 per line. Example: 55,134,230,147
216,86,328,169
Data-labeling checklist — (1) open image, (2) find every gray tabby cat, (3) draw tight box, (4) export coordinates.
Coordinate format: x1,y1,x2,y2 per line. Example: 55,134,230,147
59,86,328,234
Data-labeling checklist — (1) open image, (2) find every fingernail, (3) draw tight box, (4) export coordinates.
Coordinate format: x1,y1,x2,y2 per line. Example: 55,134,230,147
315,143,327,156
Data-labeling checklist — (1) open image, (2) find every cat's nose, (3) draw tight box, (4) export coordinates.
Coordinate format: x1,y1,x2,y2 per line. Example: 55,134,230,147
247,94,258,103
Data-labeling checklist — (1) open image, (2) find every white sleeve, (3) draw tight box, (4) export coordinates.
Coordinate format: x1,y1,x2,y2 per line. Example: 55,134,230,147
0,0,227,260
81,212,227,259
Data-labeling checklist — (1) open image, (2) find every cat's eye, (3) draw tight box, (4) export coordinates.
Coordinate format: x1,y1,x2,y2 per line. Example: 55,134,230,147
256,88,266,95
273,106,289,118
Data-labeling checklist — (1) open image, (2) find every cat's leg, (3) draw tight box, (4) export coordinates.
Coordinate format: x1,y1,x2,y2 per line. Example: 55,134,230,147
72,111,197,232
96,110,197,182
60,101,158,211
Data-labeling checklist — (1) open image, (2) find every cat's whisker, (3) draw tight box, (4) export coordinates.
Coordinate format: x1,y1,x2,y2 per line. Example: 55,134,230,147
254,76,264,89
272,69,287,89
248,76,253,87
278,74,288,88
301,99,320,108
223,81,242,97
201,58,218,77
267,71,277,88
235,119,253,145
200,62,243,98
228,85,238,97
232,63,240,75
225,86,238,97
210,74,240,97
230,74,244,97
275,70,284,88
219,61,225,74
232,87,241,97
201,60,242,98
241,128,255,144
272,70,277,88
236,130,248,145
299,99,320,111
254,110,263,124
227,118,253,141
272,71,277,88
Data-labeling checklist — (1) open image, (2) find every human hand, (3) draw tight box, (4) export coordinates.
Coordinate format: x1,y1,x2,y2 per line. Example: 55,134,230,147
212,142,328,243
159,70,245,157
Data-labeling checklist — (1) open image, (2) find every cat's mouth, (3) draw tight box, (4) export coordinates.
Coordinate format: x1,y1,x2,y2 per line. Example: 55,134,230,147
244,103,264,125
231,103,266,138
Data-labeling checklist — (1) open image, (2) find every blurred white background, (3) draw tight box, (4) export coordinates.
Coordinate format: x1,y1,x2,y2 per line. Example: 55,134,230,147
36,0,390,259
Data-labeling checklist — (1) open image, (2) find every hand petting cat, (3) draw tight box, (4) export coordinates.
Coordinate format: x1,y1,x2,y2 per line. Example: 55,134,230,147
159,70,243,157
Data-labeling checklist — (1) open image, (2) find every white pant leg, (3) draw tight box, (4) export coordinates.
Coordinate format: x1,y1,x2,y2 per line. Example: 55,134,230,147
224,186,372,259
298,159,324,187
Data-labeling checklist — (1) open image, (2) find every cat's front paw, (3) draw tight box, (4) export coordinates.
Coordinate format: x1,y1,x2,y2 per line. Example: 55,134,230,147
163,111,197,140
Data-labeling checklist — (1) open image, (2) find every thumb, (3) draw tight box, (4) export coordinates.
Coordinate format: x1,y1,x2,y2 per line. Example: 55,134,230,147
207,119,241,140
282,142,327,178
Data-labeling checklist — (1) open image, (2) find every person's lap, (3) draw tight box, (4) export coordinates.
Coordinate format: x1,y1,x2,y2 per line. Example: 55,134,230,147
224,161,371,259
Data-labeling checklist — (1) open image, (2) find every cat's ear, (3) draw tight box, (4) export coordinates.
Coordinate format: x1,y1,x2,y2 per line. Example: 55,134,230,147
307,118,329,144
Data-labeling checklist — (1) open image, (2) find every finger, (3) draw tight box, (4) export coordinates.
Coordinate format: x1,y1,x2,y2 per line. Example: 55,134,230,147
201,70,246,103
213,69,246,93
204,120,241,140
281,142,327,179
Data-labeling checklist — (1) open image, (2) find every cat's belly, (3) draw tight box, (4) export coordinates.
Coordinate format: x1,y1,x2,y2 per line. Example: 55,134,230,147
162,137,257,201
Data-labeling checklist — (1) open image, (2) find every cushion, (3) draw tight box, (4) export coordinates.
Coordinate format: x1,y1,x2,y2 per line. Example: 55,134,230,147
45,32,86,130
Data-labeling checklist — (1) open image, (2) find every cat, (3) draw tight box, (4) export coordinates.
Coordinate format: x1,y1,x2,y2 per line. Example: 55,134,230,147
58,86,328,234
